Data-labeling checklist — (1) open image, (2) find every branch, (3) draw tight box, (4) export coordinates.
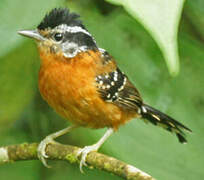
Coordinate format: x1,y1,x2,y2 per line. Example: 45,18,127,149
0,142,155,180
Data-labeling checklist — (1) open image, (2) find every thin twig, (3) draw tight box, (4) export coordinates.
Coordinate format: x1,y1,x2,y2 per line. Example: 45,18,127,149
0,142,155,180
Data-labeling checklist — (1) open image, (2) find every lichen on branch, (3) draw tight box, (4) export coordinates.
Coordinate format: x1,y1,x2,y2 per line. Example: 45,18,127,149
0,142,155,180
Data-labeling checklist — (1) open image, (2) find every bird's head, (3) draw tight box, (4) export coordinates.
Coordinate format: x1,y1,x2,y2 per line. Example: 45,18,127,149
18,8,97,58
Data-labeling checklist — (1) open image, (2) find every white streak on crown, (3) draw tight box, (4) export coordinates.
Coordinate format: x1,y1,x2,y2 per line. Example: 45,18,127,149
56,24,92,37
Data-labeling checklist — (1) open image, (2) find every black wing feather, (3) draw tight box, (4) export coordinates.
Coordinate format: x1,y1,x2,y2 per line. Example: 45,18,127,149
95,49,191,143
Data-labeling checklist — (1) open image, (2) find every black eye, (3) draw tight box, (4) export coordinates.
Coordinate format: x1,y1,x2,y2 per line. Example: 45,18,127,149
53,33,63,41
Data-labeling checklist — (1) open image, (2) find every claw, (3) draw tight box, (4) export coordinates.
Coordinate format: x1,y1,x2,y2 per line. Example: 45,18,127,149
37,136,54,168
77,144,98,173
76,128,114,172
37,126,77,167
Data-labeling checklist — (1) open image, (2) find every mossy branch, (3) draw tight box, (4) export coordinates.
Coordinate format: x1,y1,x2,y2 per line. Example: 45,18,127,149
0,142,155,180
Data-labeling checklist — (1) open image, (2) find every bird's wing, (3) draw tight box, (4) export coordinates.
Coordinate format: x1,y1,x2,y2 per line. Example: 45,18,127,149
94,48,191,143
95,49,143,111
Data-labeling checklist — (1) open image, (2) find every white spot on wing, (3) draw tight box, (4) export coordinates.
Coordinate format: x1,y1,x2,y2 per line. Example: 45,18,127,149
152,114,160,121
123,77,127,85
113,71,119,82
99,48,106,54
118,85,124,91
142,106,147,113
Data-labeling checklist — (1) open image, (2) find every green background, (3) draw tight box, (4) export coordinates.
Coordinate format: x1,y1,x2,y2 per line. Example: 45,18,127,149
0,0,203,179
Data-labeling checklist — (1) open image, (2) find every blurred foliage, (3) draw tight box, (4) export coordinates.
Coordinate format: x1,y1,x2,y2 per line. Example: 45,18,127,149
0,0,203,180
106,0,184,76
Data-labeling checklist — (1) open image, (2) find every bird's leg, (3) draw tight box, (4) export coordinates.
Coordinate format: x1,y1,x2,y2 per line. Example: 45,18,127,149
77,128,114,172
37,125,78,167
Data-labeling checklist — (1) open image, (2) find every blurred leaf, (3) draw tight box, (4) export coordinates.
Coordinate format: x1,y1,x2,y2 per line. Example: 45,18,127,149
0,0,63,127
105,0,185,76
0,0,62,58
184,0,204,41
0,42,38,128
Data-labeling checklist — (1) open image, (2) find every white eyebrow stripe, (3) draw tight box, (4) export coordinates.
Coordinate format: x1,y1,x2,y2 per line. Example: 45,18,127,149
57,24,92,37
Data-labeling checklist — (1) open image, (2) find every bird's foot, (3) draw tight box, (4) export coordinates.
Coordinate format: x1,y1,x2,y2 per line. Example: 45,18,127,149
77,144,99,173
37,136,55,168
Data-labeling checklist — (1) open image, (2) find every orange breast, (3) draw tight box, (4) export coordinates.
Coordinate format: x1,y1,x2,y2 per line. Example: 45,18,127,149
38,50,137,129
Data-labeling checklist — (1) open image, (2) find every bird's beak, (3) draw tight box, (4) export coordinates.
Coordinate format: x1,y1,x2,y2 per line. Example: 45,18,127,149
18,30,45,41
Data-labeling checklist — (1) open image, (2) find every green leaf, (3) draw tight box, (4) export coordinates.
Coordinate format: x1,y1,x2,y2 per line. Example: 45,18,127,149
105,0,185,76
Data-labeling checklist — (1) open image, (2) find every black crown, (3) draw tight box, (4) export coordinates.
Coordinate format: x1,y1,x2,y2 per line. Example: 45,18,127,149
38,8,84,30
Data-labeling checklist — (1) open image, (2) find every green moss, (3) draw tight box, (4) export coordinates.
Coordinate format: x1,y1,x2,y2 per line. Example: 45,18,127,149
19,143,28,148
104,162,111,170
17,143,38,159
28,143,38,157
65,154,78,164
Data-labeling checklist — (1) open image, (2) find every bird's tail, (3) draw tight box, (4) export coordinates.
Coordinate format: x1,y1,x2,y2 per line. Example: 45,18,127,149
141,104,192,143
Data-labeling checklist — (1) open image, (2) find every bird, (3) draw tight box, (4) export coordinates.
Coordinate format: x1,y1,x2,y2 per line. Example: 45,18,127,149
18,7,192,172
